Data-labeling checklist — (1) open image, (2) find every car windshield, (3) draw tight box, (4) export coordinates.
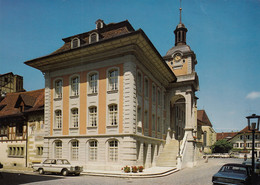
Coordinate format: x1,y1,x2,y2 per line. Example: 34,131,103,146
62,159,70,165
220,165,247,175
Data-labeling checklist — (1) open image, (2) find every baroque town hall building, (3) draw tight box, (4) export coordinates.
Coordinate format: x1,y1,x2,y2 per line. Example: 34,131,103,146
25,16,199,171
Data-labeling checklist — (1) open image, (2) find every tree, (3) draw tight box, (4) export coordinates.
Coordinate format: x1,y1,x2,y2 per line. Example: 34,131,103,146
211,140,232,153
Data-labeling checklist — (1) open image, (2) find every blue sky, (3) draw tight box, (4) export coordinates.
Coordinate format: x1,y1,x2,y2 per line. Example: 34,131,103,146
0,0,259,132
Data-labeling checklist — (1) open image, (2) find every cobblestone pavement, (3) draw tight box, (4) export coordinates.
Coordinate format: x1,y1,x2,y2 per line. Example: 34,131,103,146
1,158,259,185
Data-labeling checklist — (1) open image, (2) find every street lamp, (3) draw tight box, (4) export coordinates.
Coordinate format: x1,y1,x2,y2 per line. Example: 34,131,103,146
246,114,260,176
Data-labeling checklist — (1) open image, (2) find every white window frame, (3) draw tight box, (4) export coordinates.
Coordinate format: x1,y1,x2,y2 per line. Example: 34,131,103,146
70,76,79,96
54,141,62,158
71,38,80,49
71,140,79,161
108,140,118,162
88,72,98,94
107,68,118,91
71,108,79,128
89,32,99,44
89,106,97,127
89,140,98,161
108,104,118,126
54,110,62,129
54,79,63,99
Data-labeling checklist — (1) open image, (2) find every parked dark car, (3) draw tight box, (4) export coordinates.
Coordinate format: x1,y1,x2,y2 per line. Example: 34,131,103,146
212,163,252,185
242,159,260,175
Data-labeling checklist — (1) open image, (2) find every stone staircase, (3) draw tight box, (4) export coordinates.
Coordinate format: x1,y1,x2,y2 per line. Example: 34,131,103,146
156,140,180,167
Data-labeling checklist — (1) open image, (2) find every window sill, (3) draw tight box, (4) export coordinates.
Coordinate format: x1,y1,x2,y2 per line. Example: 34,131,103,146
53,128,62,130
107,90,118,94
107,125,118,128
88,92,98,96
87,126,98,129
69,127,79,130
54,97,62,101
70,95,79,99
8,155,24,158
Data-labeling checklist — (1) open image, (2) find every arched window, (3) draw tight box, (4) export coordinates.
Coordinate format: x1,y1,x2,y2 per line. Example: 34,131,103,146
71,140,79,160
54,79,62,98
108,69,118,91
108,104,117,126
54,110,62,129
71,108,78,128
108,140,118,162
89,140,98,161
71,76,79,96
203,131,207,147
71,38,80,49
54,141,62,158
89,73,98,93
89,33,98,44
89,106,97,127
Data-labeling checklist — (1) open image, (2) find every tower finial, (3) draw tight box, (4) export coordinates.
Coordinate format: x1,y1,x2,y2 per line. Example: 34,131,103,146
179,0,182,23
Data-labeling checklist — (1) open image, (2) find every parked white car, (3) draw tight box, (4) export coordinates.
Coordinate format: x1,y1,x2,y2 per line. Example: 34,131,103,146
32,159,83,176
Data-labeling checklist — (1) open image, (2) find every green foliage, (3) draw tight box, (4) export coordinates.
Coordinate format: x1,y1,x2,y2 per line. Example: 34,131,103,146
211,140,232,153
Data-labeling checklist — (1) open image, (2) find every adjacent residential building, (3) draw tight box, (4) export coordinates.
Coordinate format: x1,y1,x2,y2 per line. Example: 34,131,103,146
216,132,238,141
0,89,44,168
0,72,24,97
25,17,199,170
197,110,216,153
228,126,260,158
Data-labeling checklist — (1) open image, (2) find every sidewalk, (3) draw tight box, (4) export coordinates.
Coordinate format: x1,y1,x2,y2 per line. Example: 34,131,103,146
0,166,178,178
82,167,179,178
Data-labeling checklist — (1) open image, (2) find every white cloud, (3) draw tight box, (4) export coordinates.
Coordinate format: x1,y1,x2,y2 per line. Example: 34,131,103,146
246,91,260,99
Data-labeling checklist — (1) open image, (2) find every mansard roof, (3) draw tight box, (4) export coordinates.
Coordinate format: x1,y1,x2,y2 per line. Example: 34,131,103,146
25,20,176,85
0,89,44,119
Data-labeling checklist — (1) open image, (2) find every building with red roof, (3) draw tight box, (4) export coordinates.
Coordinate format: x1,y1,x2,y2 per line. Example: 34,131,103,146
0,89,44,168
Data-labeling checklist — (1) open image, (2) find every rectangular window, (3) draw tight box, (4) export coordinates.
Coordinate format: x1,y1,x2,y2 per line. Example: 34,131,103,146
71,108,79,128
108,70,118,91
8,147,24,157
55,141,62,158
144,111,148,129
89,73,98,93
89,107,97,127
55,80,62,98
152,85,156,103
55,110,62,129
109,140,118,162
16,123,23,136
158,90,161,105
71,141,79,160
152,114,155,131
157,117,161,132
89,140,97,161
144,78,149,97
109,105,117,126
137,72,142,93
37,147,43,156
71,77,79,96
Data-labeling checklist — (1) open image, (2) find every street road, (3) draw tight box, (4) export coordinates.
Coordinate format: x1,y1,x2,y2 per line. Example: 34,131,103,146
0,158,259,185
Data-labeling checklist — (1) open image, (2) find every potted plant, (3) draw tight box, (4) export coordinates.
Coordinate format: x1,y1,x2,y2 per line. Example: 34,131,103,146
131,166,138,173
123,165,130,173
138,166,144,172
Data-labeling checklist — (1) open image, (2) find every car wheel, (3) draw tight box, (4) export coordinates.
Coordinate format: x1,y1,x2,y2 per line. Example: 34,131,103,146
62,169,68,176
75,173,80,176
39,168,44,175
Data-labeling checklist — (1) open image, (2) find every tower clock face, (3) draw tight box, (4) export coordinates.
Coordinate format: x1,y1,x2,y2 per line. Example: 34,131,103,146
174,54,181,61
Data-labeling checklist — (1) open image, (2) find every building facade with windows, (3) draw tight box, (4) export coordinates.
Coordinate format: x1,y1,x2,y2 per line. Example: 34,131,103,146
228,126,260,158
25,18,199,170
0,89,44,167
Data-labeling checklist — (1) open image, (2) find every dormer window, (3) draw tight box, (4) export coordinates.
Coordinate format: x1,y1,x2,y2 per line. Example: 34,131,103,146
89,33,98,44
71,38,80,49
95,19,105,29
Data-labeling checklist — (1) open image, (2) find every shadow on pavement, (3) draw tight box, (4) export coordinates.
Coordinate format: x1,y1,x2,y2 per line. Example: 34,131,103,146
0,172,64,185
